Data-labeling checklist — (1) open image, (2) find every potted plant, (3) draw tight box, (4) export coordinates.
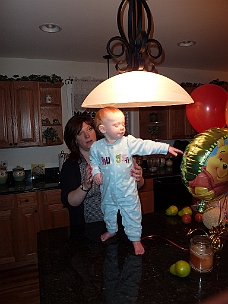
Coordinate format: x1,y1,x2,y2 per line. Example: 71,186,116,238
42,127,59,144
147,125,159,138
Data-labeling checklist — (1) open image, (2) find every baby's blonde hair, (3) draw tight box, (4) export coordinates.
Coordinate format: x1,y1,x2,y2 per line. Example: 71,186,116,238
94,106,123,131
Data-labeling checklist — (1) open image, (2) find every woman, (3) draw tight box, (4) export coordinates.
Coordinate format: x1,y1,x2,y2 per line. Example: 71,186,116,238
60,114,144,235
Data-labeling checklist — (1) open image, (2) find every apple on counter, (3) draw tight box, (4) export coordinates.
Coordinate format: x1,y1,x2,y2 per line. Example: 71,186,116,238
165,205,194,224
165,205,178,216
170,260,191,278
178,206,192,217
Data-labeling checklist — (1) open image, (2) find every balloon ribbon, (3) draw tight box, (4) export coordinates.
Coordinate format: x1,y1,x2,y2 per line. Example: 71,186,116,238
187,225,228,252
141,234,189,251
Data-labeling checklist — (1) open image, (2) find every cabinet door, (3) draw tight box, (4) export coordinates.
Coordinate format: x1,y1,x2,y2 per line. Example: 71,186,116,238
0,82,14,148
139,179,154,214
0,195,18,265
16,192,40,261
184,112,197,138
167,106,186,139
11,82,41,147
44,203,70,229
42,189,70,229
17,206,39,261
181,86,197,138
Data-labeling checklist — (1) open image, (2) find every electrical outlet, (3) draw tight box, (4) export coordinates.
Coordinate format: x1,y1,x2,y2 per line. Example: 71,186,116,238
1,160,8,167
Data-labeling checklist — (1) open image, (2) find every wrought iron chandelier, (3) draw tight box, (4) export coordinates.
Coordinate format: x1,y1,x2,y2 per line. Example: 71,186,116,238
106,0,162,73
82,0,194,109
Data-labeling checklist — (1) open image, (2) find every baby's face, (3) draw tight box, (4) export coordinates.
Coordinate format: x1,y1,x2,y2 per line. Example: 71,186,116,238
103,111,126,142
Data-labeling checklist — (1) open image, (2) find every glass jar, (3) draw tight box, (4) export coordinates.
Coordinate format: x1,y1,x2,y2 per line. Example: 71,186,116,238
190,235,214,273
147,158,159,172
165,158,173,167
12,166,25,182
0,166,8,184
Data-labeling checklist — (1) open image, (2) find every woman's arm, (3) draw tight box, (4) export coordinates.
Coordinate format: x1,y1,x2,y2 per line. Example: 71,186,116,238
60,159,92,207
68,164,92,206
132,158,144,189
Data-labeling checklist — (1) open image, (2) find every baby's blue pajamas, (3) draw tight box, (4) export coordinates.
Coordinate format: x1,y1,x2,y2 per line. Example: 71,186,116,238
90,135,169,242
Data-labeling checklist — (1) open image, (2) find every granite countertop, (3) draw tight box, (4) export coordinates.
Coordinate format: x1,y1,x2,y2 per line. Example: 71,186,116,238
38,212,228,304
0,166,181,194
0,167,60,194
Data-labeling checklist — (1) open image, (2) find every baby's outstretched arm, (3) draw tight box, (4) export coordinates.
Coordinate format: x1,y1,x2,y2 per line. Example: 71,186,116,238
93,173,103,185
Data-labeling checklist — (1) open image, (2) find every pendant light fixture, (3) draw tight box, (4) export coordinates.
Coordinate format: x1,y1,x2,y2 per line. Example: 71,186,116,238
82,0,194,109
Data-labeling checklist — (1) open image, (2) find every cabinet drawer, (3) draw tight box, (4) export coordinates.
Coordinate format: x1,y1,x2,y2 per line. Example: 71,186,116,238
43,189,61,205
0,194,15,210
139,178,153,192
16,192,38,207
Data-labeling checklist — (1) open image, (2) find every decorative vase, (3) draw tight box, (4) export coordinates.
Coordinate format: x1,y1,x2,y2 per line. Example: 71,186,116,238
0,166,8,184
12,166,25,182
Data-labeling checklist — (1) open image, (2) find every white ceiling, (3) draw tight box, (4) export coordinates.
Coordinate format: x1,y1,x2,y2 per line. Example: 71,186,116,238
1,0,228,72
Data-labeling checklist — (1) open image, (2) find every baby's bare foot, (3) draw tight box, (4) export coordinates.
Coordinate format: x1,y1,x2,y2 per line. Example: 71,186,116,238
100,231,116,242
133,241,145,255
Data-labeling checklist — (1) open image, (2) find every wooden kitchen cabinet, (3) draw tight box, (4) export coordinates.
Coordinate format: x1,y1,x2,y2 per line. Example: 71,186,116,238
139,85,197,140
0,81,64,148
0,81,41,148
167,105,197,139
40,82,64,146
0,194,18,265
42,189,70,229
139,178,154,214
0,188,69,269
16,192,40,262
139,105,197,140
0,191,40,269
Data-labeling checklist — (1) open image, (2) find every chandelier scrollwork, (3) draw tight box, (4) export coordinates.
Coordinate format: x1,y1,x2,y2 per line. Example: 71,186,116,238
106,0,162,73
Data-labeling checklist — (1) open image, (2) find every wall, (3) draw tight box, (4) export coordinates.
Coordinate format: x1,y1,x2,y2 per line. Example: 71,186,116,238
0,57,227,170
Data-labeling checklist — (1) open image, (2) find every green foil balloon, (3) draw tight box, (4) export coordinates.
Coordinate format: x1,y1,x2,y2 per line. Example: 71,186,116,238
181,128,228,202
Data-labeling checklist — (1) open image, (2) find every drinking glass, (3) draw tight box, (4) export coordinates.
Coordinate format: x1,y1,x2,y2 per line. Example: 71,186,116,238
190,235,214,273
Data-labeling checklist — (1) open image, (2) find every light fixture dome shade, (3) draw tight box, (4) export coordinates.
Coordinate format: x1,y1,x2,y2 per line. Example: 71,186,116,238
82,71,194,108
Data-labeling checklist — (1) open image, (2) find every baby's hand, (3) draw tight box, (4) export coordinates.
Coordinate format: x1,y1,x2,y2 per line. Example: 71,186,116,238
168,146,184,157
93,173,103,185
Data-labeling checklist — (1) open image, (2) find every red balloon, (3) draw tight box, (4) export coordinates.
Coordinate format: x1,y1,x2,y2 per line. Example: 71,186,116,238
186,84,227,133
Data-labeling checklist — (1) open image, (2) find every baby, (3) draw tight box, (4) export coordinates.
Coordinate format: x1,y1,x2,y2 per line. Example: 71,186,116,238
90,107,183,255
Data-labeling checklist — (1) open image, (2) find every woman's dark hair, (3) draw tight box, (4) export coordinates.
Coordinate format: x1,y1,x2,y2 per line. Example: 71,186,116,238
64,114,96,161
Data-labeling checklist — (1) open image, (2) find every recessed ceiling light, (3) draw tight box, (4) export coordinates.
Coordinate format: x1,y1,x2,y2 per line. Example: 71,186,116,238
178,41,196,47
39,23,62,33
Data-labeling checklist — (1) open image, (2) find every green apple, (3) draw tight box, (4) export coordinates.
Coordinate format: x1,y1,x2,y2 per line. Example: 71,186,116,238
165,205,178,216
178,206,192,217
170,260,191,278
169,263,177,275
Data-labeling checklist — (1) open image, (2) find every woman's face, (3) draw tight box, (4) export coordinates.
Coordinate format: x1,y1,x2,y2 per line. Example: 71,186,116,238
76,122,97,152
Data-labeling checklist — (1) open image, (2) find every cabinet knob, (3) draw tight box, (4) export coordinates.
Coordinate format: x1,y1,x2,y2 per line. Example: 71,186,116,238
34,210,38,213
9,143,13,146
15,143,18,146
25,199,29,202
